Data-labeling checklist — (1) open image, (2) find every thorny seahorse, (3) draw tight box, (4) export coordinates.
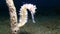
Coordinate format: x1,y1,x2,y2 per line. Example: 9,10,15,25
13,4,37,31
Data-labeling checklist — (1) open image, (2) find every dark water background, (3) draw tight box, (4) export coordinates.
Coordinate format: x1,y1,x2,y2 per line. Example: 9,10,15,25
0,0,60,17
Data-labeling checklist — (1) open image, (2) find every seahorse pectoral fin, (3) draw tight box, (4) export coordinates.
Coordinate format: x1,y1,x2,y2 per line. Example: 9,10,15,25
31,12,36,23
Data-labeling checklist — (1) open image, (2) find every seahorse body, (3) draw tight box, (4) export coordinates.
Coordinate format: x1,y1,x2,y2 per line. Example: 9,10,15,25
13,4,37,32
18,4,37,27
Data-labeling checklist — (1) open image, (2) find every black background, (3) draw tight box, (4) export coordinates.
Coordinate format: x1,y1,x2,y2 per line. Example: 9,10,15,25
0,0,60,17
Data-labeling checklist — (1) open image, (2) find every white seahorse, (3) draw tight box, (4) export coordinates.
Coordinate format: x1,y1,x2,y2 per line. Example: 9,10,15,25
13,4,37,31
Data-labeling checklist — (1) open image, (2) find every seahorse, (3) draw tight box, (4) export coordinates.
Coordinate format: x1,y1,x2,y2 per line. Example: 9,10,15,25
13,4,37,32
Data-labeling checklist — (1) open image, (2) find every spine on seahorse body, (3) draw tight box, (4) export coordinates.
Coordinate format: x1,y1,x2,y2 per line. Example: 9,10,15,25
18,6,28,27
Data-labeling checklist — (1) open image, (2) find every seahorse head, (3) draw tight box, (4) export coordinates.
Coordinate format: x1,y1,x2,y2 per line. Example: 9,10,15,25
27,4,37,14
26,4,37,23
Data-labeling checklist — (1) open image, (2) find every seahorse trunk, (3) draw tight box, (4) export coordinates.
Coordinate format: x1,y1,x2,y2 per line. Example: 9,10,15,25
18,7,28,27
6,0,18,34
